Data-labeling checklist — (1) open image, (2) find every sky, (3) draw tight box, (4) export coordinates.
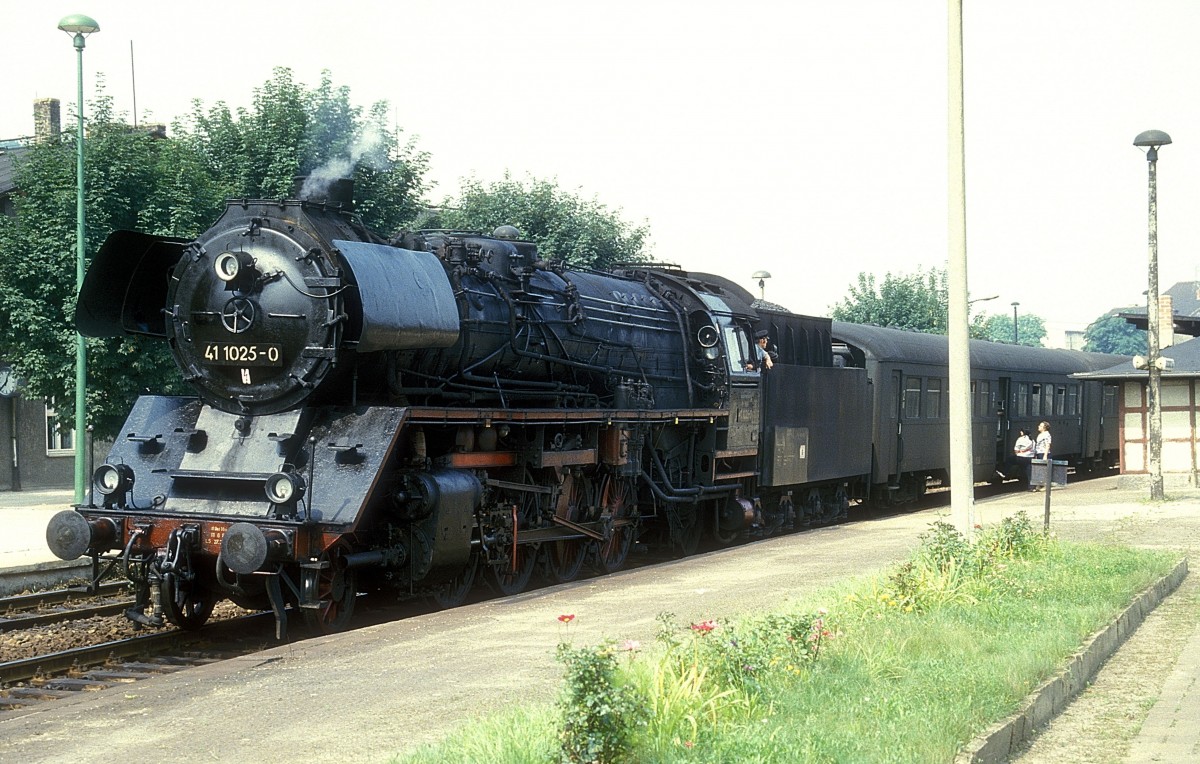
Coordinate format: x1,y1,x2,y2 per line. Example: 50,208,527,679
4,1,1200,346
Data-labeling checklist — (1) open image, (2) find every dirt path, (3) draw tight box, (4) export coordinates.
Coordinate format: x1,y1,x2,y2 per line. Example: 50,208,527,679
0,477,1196,764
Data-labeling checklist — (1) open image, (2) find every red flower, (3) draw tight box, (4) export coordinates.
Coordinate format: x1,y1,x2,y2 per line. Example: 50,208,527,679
683,741,694,749
558,614,576,623
690,619,716,635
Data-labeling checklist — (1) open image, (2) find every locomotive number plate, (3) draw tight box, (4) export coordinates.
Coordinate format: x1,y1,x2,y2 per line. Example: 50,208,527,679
202,342,283,367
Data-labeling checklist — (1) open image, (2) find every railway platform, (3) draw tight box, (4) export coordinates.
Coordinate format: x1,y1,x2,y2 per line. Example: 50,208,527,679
0,488,87,595
0,478,1197,763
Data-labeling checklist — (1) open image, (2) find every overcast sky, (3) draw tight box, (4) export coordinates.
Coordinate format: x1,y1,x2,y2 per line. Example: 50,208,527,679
4,1,1199,345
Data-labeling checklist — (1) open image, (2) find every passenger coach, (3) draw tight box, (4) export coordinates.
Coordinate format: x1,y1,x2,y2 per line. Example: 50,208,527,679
828,322,1124,505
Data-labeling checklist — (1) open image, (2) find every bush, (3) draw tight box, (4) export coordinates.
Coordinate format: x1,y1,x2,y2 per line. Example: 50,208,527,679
854,512,1046,616
556,641,646,763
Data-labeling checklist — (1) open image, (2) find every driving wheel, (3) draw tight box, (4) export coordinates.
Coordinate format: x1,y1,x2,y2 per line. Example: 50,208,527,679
592,475,636,574
548,473,593,583
488,542,536,595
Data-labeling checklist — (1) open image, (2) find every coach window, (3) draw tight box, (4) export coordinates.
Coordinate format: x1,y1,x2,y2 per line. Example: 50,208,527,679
1066,384,1079,416
1043,384,1055,416
925,378,942,418
1015,382,1029,417
1030,383,1041,416
1055,385,1067,415
1103,385,1118,417
904,377,922,419
976,380,991,417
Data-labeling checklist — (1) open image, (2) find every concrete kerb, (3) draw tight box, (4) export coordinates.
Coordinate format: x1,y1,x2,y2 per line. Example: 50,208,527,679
956,557,1190,764
0,559,92,596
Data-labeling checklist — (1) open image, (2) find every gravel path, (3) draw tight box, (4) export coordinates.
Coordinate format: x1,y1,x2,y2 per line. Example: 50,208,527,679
0,476,1195,764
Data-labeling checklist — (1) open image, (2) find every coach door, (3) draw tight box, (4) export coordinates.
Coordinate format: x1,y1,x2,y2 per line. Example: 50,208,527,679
889,369,904,479
995,377,1012,467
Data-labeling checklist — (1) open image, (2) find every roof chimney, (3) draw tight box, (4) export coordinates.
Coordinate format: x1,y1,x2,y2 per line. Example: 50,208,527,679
33,99,60,143
1159,294,1174,349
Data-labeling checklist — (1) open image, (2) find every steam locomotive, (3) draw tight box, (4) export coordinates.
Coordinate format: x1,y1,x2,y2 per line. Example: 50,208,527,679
46,179,1125,638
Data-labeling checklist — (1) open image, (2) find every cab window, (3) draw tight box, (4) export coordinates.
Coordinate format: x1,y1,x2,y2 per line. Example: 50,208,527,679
724,324,754,375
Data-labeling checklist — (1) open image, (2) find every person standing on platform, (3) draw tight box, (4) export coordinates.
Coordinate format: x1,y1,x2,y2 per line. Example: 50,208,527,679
1013,428,1034,487
1032,421,1052,491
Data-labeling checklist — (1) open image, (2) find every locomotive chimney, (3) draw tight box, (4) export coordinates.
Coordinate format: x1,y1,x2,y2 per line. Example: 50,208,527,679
291,175,355,209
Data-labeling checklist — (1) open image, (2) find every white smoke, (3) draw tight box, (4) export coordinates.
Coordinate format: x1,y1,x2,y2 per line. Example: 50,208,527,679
299,123,386,200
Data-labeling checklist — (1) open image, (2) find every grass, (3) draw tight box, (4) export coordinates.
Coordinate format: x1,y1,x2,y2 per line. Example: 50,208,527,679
395,516,1178,764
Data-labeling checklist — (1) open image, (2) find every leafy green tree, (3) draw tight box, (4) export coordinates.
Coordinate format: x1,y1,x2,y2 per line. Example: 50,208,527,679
970,312,1047,346
1083,312,1146,355
0,88,190,436
174,67,430,234
430,174,651,269
0,69,430,438
831,267,951,333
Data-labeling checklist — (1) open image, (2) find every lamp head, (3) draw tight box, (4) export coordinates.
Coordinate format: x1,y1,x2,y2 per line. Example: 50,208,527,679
1134,130,1172,162
752,270,772,280
1133,130,1172,149
58,14,99,49
57,14,100,34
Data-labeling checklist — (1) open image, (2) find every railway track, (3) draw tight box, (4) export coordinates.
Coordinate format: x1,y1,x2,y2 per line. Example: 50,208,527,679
0,581,133,632
0,613,275,714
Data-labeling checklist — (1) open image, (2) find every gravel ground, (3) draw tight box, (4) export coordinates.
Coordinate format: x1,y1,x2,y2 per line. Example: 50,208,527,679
0,599,252,662
0,476,1195,764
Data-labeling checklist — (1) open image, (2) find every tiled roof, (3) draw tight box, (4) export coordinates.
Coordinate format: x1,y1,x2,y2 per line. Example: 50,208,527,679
1116,281,1200,337
1076,332,1200,379
0,143,29,196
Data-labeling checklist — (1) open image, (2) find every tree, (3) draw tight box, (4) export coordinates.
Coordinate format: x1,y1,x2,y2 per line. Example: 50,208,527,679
1083,312,1146,355
0,70,430,438
0,88,190,437
173,67,430,234
429,174,651,269
831,267,950,333
970,312,1048,346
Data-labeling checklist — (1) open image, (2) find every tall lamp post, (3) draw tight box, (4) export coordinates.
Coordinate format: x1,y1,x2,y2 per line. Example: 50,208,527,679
752,270,771,300
1011,301,1020,344
1134,129,1171,502
58,13,100,504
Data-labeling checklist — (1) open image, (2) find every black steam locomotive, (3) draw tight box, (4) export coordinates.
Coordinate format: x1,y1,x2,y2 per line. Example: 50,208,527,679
46,180,1124,637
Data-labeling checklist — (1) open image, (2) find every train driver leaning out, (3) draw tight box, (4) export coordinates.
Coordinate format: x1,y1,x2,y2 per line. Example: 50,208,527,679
745,329,775,372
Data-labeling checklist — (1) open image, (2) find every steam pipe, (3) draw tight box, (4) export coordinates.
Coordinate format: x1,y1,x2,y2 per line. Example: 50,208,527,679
646,447,734,498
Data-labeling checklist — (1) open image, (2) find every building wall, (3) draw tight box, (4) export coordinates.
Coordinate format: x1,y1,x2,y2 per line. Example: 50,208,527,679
0,395,74,491
1120,379,1197,479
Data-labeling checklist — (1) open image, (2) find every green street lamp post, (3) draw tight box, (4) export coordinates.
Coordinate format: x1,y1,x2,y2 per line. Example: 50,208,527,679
58,13,100,504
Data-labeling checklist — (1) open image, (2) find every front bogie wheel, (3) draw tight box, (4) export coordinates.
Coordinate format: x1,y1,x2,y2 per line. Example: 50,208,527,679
160,571,216,630
302,549,358,633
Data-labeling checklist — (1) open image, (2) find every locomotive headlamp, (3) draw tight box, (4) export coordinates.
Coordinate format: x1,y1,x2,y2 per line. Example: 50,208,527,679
214,251,256,284
696,325,721,361
94,463,135,499
265,471,306,505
